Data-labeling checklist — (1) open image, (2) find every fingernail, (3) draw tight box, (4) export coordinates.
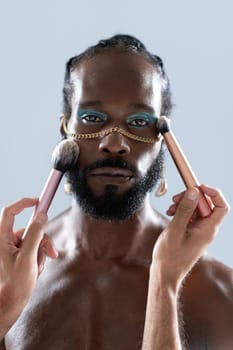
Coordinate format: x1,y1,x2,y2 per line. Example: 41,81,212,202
34,212,48,225
187,189,199,200
54,250,59,259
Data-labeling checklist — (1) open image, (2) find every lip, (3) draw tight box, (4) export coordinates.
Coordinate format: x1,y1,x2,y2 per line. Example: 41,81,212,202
88,167,134,185
89,167,133,177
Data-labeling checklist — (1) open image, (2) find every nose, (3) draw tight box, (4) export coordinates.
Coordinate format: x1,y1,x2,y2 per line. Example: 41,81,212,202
98,131,130,155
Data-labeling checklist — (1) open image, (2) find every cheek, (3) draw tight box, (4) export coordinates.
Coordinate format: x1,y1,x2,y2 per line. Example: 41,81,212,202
137,144,162,176
68,117,81,133
75,141,99,169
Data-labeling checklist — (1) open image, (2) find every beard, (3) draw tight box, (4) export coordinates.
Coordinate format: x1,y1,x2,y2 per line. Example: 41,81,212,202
66,148,164,221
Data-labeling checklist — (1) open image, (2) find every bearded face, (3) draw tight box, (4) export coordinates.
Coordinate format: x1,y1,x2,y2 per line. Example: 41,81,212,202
66,148,164,220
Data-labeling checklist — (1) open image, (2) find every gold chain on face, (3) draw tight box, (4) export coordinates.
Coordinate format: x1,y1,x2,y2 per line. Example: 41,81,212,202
62,118,160,144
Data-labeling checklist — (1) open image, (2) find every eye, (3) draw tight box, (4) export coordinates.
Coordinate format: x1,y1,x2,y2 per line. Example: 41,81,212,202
126,113,157,128
128,118,149,127
82,114,104,123
77,109,107,125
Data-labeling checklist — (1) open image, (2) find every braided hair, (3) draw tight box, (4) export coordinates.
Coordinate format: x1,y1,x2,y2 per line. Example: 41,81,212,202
62,34,173,120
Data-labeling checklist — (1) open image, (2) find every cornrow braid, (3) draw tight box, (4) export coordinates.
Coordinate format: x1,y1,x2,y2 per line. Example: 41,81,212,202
62,34,173,120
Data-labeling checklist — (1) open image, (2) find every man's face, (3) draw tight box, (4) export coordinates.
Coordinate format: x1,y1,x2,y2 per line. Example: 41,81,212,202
65,51,164,220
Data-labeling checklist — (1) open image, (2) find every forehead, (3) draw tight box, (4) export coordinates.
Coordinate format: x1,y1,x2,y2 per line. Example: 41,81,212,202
70,52,162,112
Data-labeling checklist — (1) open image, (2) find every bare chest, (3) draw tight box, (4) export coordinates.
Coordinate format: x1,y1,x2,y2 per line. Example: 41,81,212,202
5,257,228,350
5,258,149,350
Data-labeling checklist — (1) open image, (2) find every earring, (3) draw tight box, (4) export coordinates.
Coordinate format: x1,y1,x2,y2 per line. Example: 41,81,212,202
155,168,168,197
64,182,71,195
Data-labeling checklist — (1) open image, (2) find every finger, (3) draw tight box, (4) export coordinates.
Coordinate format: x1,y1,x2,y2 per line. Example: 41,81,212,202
21,212,48,259
37,237,58,275
39,234,58,259
200,185,230,209
0,198,38,236
172,191,185,204
166,203,177,216
37,248,46,275
43,239,59,259
200,185,230,222
170,188,200,232
167,202,200,221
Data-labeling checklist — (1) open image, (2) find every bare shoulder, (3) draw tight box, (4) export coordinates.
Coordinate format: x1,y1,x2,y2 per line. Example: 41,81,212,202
187,255,232,297
183,255,233,308
182,255,233,347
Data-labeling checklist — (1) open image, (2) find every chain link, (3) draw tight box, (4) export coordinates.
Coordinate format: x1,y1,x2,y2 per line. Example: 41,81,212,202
63,119,159,144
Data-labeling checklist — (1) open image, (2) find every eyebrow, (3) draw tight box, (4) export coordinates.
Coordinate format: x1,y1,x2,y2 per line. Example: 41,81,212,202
129,103,155,114
79,101,155,114
79,101,102,108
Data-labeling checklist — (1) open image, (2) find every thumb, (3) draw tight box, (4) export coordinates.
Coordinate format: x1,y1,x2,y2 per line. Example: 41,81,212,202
171,188,199,231
21,212,48,259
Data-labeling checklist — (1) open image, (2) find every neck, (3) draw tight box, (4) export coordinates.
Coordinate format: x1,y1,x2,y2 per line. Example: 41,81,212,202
63,194,163,263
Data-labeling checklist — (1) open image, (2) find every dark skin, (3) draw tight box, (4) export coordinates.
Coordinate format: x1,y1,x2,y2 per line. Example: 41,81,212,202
1,52,233,349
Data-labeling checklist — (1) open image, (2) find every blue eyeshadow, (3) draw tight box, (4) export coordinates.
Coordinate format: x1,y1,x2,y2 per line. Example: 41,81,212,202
126,112,157,128
77,109,108,122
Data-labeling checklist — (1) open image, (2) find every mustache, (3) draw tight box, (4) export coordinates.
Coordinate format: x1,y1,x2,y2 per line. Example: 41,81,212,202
83,157,138,176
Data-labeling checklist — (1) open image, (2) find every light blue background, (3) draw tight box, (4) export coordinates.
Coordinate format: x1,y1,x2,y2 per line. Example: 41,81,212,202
0,0,232,266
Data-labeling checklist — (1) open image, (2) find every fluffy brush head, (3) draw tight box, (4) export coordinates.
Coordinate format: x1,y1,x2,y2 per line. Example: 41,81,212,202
52,139,79,172
156,116,171,134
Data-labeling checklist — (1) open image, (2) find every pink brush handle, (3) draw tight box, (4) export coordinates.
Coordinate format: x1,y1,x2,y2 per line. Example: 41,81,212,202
23,169,63,237
164,131,214,217
34,168,63,214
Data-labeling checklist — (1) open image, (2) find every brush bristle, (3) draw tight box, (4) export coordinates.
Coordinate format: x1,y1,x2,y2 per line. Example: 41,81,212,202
52,139,79,172
156,116,170,134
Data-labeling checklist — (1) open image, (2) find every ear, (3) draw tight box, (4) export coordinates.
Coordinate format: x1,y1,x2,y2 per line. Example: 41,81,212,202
59,114,66,138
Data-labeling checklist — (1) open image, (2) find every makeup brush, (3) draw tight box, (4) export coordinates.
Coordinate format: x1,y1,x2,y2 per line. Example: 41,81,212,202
156,116,214,217
24,139,79,233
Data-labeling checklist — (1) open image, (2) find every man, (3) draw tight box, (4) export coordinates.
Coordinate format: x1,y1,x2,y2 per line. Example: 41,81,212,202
0,35,232,349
